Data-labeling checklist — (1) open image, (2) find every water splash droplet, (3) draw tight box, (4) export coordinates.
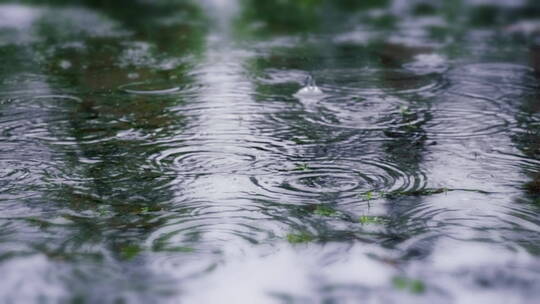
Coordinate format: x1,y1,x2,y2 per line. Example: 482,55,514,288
294,75,325,105
296,75,323,95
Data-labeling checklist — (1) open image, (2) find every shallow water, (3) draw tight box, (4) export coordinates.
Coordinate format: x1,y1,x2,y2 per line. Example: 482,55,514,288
1,0,540,303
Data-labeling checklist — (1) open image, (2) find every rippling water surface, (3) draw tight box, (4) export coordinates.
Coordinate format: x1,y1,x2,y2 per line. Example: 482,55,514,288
1,0,540,303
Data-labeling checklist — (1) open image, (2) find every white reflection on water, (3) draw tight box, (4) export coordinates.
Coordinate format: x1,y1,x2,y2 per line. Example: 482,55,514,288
0,4,40,45
180,238,540,304
0,4,38,30
0,255,66,302
419,239,540,304
0,4,126,46
1,0,540,303
183,243,396,304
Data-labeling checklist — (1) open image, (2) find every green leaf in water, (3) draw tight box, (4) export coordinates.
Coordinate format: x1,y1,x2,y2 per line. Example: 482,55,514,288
163,246,195,253
313,205,337,217
359,215,386,225
399,105,412,115
360,190,387,201
363,191,375,201
97,206,112,217
120,245,142,260
294,163,310,171
286,232,314,244
410,280,426,294
384,188,450,198
392,276,426,294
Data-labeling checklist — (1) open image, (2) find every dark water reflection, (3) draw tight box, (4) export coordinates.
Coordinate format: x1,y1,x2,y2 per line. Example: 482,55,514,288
1,0,540,303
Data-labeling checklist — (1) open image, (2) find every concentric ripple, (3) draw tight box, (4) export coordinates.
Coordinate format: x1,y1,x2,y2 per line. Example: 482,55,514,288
119,81,181,95
151,145,283,176
2,1,540,303
448,63,536,91
118,81,204,96
0,161,32,190
425,107,513,139
316,68,447,96
30,95,83,110
303,96,429,131
251,159,427,204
